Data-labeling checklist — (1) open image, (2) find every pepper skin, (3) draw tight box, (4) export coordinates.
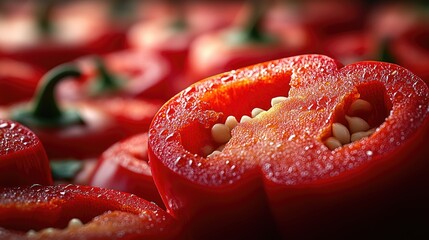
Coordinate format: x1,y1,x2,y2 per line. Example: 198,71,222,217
0,58,43,106
89,133,164,208
0,120,52,187
148,55,429,239
0,184,179,240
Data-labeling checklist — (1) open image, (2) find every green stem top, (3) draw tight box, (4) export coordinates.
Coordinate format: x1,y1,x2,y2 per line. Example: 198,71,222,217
11,64,84,128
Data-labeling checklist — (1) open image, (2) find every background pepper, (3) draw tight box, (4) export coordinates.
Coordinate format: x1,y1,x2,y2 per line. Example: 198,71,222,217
0,184,179,240
148,55,429,238
0,0,126,70
89,132,164,208
0,119,52,187
186,0,314,84
2,64,124,160
57,50,175,101
0,58,43,106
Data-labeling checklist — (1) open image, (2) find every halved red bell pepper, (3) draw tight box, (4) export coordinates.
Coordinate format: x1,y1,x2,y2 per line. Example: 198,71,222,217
186,0,314,84
0,119,52,187
0,58,43,106
57,50,174,101
89,133,163,208
148,55,429,238
0,184,179,239
0,1,126,70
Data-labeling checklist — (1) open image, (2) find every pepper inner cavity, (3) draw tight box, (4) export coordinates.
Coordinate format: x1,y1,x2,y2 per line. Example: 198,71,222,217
324,98,376,150
204,96,287,157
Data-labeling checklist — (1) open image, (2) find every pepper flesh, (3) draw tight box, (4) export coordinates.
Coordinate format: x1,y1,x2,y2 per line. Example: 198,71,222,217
0,184,179,240
0,120,52,187
148,54,429,238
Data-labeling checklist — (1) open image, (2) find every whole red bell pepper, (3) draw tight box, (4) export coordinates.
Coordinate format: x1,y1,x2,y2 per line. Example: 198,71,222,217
0,119,52,187
0,1,126,70
391,22,429,84
0,184,179,239
186,0,314,84
148,55,429,238
0,64,123,160
89,133,163,208
0,64,160,160
0,58,43,106
58,50,174,101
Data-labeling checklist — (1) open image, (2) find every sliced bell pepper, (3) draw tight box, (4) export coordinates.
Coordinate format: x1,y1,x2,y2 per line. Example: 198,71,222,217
186,0,314,84
0,58,43,106
89,133,163,208
57,50,174,101
0,184,179,239
148,55,429,238
0,119,52,187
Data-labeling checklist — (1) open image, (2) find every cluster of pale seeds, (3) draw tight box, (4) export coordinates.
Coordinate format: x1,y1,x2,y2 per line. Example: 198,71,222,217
205,96,287,157
205,96,376,157
324,99,375,150
26,218,83,237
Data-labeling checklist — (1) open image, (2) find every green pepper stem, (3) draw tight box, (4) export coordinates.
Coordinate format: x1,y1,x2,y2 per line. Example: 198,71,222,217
89,56,122,96
11,64,84,128
243,0,266,41
227,0,275,45
379,38,396,64
36,0,54,37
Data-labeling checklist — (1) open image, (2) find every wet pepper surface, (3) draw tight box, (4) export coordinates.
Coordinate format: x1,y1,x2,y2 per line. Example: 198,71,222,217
148,54,429,239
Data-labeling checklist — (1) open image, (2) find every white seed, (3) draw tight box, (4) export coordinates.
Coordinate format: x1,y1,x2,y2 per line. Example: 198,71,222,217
211,123,232,144
207,150,221,158
251,108,265,118
332,123,351,144
26,229,37,237
68,218,83,229
351,128,376,142
40,228,57,235
348,99,372,116
271,96,287,107
324,137,342,150
225,116,238,130
240,115,252,123
345,115,370,133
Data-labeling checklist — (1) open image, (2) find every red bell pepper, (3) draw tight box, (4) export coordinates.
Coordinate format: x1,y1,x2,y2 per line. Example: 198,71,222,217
0,119,52,187
391,22,429,84
57,50,174,101
0,64,160,160
89,133,163,208
186,0,314,84
0,58,43,106
298,0,367,40
0,64,123,160
148,55,429,238
0,184,179,239
0,1,126,70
